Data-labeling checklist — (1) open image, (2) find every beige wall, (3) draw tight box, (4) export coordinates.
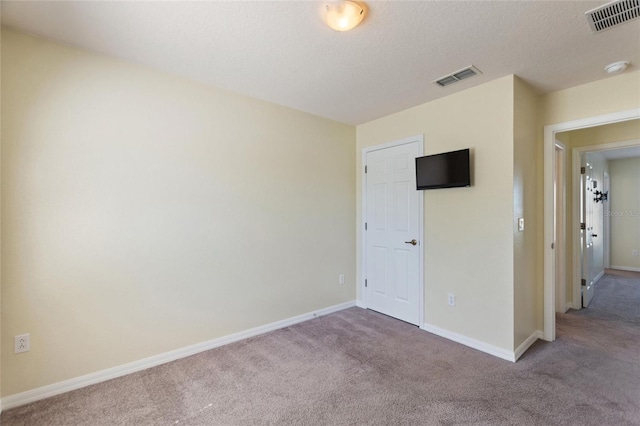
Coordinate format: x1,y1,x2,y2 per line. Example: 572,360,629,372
609,157,640,270
513,77,539,349
540,71,640,126
1,29,356,396
357,76,516,351
556,119,640,304
564,120,640,147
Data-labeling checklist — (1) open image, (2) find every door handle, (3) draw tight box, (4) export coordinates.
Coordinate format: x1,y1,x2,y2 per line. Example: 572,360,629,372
404,239,417,246
592,234,598,237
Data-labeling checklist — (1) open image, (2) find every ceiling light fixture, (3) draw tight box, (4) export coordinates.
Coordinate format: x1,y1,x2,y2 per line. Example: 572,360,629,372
604,60,630,74
322,1,365,32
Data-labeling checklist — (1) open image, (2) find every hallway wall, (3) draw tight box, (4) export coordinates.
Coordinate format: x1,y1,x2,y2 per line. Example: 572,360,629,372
609,157,640,271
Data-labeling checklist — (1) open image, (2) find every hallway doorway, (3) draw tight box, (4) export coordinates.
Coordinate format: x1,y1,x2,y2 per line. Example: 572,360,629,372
544,112,640,341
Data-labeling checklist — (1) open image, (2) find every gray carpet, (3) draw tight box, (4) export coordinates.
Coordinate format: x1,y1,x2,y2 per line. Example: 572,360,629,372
3,274,640,425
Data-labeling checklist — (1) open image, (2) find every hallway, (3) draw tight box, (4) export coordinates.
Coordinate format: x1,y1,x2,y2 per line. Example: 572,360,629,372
573,270,640,323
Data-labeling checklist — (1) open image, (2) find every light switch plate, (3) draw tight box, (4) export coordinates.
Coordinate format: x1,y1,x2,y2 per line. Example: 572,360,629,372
518,218,525,232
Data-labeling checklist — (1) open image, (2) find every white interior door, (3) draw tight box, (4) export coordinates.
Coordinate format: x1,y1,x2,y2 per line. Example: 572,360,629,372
581,157,595,307
364,141,422,325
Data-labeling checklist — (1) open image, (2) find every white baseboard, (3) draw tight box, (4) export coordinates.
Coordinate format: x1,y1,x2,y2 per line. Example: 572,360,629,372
610,265,640,272
594,270,605,283
421,323,541,363
421,323,516,362
355,300,366,309
1,300,356,411
565,302,573,312
514,330,543,362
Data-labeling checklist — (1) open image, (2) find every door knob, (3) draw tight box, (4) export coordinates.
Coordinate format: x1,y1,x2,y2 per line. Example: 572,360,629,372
592,234,598,237
405,239,417,246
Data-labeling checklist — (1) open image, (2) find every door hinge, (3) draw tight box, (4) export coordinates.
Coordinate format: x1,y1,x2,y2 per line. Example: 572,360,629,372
365,222,367,230
581,166,586,174
580,222,586,230
365,279,368,288
581,279,586,286
551,242,555,249
365,165,368,174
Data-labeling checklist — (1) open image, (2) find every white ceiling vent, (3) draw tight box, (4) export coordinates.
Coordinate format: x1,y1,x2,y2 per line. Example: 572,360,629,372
585,0,640,33
433,66,482,87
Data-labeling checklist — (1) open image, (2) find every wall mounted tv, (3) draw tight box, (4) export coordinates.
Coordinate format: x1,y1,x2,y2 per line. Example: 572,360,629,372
415,148,471,190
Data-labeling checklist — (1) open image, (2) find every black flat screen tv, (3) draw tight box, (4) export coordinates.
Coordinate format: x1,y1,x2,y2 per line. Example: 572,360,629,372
415,148,470,190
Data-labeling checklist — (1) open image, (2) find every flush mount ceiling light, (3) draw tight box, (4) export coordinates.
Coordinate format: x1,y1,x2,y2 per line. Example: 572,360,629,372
322,1,365,32
604,60,630,74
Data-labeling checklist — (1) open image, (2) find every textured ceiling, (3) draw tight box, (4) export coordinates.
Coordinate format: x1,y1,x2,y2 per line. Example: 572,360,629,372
2,1,639,125
600,145,640,160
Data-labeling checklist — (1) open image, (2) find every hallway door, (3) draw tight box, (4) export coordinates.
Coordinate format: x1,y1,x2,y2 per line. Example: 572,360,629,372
581,156,595,307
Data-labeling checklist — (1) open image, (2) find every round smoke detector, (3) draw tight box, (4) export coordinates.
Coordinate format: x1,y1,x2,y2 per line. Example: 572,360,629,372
604,61,630,74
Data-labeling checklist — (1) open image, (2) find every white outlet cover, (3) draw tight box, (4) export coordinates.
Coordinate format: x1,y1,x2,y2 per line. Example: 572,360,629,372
15,333,30,354
339,274,345,284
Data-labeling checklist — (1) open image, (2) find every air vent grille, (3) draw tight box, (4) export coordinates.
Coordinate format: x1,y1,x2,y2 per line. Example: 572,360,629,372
585,0,640,33
436,76,459,87
433,66,482,87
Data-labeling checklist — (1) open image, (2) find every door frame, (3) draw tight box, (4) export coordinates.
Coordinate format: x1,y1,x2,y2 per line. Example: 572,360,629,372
573,138,640,309
554,141,567,313
361,135,425,327
543,108,640,341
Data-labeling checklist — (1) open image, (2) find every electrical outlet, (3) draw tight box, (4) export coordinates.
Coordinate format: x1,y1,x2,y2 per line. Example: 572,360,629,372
15,334,30,354
633,250,639,257
339,274,345,285
448,293,456,307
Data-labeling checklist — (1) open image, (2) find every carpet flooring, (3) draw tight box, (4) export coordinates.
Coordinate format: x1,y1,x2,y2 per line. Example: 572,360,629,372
3,274,640,425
